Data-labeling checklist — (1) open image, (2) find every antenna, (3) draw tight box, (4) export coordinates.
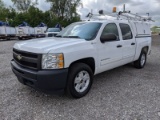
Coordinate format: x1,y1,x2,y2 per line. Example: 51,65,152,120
123,4,125,12
86,9,95,21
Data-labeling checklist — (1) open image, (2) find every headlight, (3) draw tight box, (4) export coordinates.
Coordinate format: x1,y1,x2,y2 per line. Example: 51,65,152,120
42,53,64,69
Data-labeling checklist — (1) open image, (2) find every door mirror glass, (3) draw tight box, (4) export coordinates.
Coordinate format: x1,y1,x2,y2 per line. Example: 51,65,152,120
100,33,117,43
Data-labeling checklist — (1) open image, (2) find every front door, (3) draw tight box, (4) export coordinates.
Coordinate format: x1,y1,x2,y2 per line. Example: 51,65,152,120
98,23,123,72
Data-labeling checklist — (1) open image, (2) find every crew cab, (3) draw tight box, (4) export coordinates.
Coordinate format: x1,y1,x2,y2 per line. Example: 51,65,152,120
11,20,152,98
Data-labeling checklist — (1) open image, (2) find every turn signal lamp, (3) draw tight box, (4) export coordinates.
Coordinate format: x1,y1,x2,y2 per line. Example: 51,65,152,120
58,54,64,68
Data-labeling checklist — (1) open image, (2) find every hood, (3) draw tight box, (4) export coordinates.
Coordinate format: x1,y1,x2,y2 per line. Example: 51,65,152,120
13,37,87,53
46,32,59,34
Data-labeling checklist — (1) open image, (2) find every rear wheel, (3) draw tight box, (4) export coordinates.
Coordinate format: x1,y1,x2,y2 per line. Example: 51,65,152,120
67,63,93,98
134,51,147,69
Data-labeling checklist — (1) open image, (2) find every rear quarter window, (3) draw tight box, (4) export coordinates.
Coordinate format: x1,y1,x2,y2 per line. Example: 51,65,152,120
119,23,133,40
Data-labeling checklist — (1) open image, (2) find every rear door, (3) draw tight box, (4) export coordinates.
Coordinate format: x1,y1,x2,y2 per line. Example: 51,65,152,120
119,23,136,62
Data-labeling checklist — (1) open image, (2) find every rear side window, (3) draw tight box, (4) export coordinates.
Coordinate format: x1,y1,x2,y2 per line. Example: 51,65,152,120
101,23,119,40
119,23,133,40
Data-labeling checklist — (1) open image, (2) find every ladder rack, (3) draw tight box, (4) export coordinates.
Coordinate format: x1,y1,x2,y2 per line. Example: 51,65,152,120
117,11,154,22
86,10,154,22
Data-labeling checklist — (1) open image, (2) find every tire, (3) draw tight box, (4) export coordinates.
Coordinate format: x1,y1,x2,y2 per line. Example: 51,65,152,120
134,50,147,69
67,63,93,98
18,37,23,40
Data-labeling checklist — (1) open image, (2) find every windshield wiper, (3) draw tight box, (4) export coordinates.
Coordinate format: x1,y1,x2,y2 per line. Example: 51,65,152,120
62,36,81,38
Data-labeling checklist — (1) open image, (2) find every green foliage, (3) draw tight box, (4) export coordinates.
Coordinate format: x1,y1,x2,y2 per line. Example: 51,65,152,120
11,0,38,12
0,0,80,27
46,0,81,20
0,0,4,9
151,26,160,33
0,7,16,23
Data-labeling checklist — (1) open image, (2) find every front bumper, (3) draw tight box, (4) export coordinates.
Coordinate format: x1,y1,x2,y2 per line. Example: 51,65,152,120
11,60,68,94
46,33,58,37
36,34,46,38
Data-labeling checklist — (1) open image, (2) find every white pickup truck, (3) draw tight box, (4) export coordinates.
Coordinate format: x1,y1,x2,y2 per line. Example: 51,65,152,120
11,19,152,98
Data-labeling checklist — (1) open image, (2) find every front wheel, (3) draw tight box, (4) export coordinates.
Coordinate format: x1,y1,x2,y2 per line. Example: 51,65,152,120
134,51,147,69
67,63,93,98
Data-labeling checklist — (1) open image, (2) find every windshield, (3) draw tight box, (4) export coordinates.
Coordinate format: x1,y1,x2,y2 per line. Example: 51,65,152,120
56,22,102,40
47,28,60,32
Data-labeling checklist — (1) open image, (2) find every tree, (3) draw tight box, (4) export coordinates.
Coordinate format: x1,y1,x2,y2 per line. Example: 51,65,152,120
27,6,44,27
46,0,81,20
0,0,4,9
0,1,12,22
11,0,38,12
151,26,160,33
0,0,80,27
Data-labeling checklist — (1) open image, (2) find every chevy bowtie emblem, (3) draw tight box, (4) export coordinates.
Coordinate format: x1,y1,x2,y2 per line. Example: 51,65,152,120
17,54,22,60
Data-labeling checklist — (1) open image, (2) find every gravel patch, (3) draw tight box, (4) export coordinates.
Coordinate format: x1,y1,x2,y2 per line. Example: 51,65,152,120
0,36,160,120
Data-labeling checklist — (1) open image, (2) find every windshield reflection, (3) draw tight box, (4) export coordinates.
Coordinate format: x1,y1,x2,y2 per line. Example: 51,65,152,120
56,22,102,40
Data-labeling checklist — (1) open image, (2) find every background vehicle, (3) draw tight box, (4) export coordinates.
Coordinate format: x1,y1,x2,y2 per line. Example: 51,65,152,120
0,21,16,40
45,28,61,37
34,22,47,38
16,22,34,40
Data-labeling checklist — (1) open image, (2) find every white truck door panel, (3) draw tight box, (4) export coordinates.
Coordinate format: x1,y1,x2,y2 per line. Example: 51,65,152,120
98,23,123,70
123,40,136,58
100,41,123,66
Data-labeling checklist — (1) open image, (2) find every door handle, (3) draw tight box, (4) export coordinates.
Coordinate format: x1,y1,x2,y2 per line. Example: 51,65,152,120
131,43,135,45
117,45,122,48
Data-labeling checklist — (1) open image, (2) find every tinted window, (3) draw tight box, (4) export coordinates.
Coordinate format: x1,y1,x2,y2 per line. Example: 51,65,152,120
119,23,133,40
101,23,119,41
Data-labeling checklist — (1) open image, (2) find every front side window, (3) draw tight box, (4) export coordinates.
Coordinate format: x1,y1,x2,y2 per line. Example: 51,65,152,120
56,22,102,41
119,23,133,40
101,23,119,41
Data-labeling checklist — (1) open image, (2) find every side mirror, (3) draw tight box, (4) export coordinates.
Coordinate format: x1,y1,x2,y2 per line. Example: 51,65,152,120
100,33,117,43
